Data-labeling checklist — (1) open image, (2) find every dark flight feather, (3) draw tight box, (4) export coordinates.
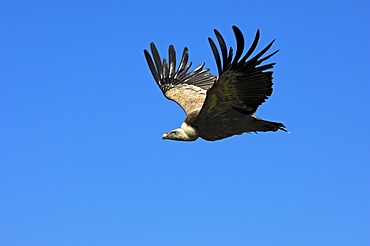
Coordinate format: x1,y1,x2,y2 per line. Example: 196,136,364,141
240,29,260,63
208,38,222,75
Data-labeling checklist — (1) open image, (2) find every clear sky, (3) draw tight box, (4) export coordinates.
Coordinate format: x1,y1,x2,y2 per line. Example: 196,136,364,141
1,0,369,245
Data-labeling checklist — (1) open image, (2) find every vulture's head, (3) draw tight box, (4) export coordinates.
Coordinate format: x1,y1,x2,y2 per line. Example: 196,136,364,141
162,123,199,141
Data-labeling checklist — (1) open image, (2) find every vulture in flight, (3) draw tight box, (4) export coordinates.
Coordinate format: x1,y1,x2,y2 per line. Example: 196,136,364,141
144,26,287,141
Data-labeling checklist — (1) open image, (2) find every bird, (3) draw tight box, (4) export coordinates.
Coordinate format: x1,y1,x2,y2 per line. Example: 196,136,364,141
144,26,287,141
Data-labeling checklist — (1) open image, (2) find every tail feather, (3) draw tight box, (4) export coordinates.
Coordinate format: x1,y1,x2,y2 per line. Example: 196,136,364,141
253,117,288,133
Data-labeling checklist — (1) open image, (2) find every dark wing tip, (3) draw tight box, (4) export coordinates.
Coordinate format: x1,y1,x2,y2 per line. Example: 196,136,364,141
232,25,241,33
168,45,176,78
145,42,216,94
208,37,222,75
210,26,276,75
231,26,244,64
144,49,161,83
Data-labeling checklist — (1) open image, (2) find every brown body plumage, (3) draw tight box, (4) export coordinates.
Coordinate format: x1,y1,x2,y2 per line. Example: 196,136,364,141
144,26,287,141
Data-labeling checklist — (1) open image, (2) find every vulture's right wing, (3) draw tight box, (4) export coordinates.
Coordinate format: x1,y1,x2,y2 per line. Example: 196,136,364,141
144,43,216,115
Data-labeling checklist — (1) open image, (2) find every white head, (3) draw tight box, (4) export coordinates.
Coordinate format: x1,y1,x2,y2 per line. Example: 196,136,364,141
162,122,199,141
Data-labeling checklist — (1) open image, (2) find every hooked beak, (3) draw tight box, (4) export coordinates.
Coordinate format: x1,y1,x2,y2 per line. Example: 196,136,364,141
162,133,168,139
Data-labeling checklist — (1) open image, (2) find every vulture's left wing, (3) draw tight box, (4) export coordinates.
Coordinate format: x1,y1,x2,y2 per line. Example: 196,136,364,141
198,26,278,115
144,43,216,115
196,26,279,139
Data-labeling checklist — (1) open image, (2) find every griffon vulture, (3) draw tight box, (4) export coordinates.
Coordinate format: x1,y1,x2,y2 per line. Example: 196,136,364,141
144,26,287,141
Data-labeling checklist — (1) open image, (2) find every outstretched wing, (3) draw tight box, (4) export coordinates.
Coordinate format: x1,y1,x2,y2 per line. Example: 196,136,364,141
196,26,279,139
144,43,216,115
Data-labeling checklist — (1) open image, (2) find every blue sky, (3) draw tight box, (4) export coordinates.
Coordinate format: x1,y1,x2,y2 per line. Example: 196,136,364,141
1,0,369,245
